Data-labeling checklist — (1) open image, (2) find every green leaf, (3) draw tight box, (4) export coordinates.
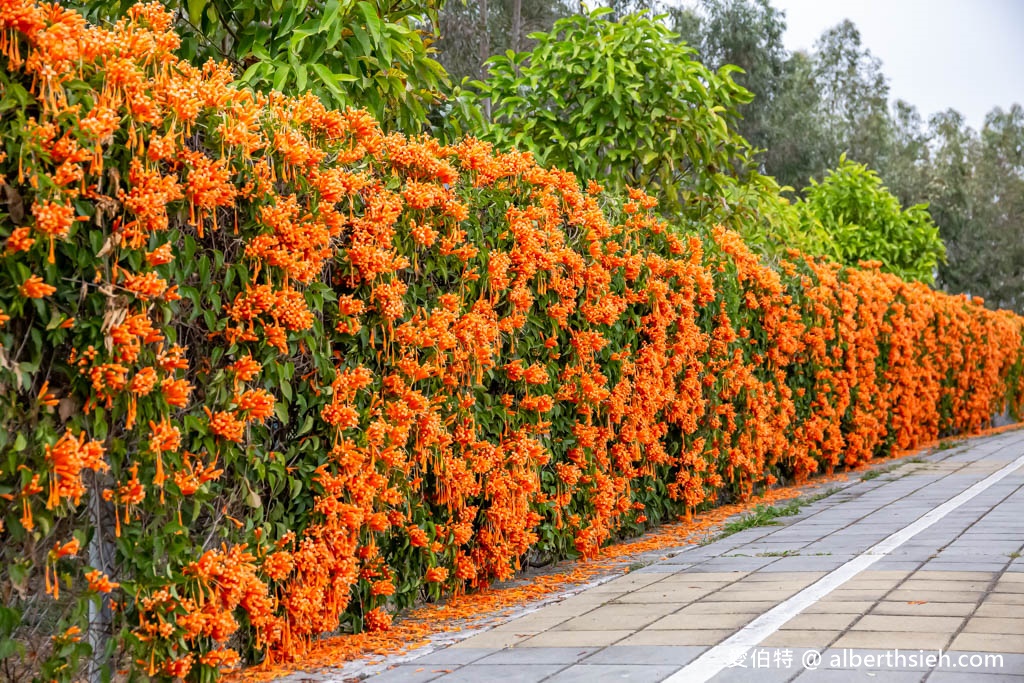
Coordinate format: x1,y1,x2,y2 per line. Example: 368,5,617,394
273,63,290,92
356,2,383,45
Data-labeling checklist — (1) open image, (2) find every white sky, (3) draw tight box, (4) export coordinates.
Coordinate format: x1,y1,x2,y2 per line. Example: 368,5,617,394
771,0,1024,131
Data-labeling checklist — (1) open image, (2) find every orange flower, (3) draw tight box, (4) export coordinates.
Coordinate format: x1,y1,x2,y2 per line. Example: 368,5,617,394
52,538,80,559
4,227,34,253
145,243,174,266
85,569,119,593
37,380,59,407
364,607,393,632
204,407,245,442
424,567,448,583
235,388,275,422
19,274,56,298
228,355,262,382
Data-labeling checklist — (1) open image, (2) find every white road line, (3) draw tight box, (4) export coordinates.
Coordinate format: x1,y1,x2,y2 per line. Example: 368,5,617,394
665,444,1024,683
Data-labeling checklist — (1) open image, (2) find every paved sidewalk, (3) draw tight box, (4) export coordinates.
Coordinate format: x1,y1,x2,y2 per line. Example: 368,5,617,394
361,429,1024,682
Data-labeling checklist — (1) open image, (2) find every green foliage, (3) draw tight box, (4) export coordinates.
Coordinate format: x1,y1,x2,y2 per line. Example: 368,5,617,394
798,157,946,283
708,172,836,259
929,105,1024,311
670,0,788,159
461,9,755,216
75,0,449,132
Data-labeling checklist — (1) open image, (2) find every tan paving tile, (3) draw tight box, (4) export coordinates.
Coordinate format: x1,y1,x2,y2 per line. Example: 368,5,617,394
975,602,1024,618
716,580,812,591
851,614,964,633
962,617,1024,635
558,613,660,631
1000,572,1024,582
658,574,735,585
994,581,1024,594
899,579,992,592
870,600,976,617
743,571,827,582
528,602,600,619
674,601,777,615
858,570,915,580
589,575,665,592
646,612,755,630
820,588,892,602
518,630,631,648
887,589,985,603
710,589,801,602
841,579,904,590
804,600,875,614
669,572,750,581
761,629,841,648
618,629,733,646
592,602,685,617
612,588,714,604
780,612,859,631
833,630,952,650
949,632,1024,654
451,631,529,649
980,592,1024,605
491,615,569,633
911,570,997,581
560,591,617,604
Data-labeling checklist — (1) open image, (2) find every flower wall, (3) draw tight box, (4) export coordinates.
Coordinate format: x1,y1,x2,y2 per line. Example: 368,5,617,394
1,2,1023,680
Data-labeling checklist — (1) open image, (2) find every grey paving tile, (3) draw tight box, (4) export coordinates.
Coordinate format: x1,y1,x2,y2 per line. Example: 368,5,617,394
634,564,692,574
408,648,496,666
432,663,565,682
932,652,1024,674
926,674,1024,682
920,563,1009,573
545,664,679,682
707,663,799,682
368,665,447,682
581,645,707,666
792,670,924,682
756,558,849,572
818,648,935,671
476,647,599,665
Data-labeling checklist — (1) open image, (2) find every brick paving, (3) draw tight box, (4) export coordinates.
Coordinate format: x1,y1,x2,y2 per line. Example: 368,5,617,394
300,429,1024,682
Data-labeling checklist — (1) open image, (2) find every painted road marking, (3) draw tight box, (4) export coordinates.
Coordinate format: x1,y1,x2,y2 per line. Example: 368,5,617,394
665,440,1024,683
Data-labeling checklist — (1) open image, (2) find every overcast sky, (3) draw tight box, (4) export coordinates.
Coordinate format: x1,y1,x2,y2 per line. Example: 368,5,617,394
770,0,1024,131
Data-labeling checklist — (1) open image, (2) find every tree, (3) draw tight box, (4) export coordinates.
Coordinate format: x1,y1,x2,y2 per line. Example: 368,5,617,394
464,9,756,217
810,20,892,171
76,0,450,132
759,49,830,190
798,157,946,283
672,0,788,160
928,106,1024,311
432,0,573,84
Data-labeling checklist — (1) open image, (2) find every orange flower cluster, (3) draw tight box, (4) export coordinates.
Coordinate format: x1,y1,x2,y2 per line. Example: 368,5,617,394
1,2,1023,681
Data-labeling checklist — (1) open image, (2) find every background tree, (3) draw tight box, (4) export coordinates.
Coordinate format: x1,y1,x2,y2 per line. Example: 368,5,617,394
928,106,1024,310
669,0,788,163
432,0,573,83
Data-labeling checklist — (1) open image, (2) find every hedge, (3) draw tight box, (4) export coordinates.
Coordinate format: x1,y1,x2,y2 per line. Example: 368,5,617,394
1,3,1023,681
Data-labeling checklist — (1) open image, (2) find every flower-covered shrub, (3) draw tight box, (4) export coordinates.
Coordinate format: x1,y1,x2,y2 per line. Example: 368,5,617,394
0,2,1022,681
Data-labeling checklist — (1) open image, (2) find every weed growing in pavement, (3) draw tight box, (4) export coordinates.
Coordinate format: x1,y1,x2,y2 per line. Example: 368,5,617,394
756,550,800,557
861,456,932,482
707,487,842,543
861,464,900,481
